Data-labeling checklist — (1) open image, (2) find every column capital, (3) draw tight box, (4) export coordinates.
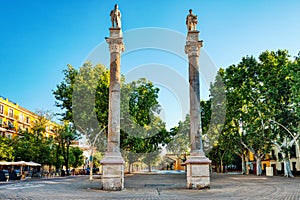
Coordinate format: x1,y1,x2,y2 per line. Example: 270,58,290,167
106,37,125,53
185,30,203,57
185,41,203,56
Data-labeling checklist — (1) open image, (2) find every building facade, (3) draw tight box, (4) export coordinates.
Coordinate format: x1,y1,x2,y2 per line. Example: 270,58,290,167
0,96,57,139
247,145,300,176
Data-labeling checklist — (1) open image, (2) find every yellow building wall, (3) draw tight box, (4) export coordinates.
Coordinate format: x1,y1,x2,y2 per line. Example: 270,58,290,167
261,161,270,170
248,151,271,170
0,96,57,138
249,152,255,161
174,158,185,170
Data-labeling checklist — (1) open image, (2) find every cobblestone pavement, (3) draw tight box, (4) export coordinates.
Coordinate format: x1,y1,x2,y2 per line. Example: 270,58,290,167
0,173,300,199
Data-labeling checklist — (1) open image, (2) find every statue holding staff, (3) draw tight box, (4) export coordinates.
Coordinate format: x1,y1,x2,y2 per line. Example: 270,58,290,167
110,4,121,28
186,9,198,31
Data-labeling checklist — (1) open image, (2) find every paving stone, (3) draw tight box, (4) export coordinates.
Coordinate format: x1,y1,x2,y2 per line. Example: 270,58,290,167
0,173,299,199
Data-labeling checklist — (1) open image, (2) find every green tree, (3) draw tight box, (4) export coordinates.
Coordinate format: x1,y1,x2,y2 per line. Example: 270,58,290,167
53,62,109,178
11,111,54,165
166,115,190,158
0,137,14,161
54,63,172,174
53,62,109,151
120,78,171,172
205,69,227,152
53,64,78,121
69,146,83,169
263,50,300,177
12,131,36,162
128,78,160,126
217,50,300,176
56,123,80,175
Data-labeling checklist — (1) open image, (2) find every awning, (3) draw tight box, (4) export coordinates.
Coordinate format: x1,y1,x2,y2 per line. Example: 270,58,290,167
0,161,41,166
0,161,11,165
27,161,41,166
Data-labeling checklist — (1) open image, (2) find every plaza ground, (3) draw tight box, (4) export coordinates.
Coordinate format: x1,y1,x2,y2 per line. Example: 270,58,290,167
0,172,299,199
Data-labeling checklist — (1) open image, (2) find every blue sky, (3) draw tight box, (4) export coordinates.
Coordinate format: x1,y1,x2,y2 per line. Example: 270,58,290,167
0,0,300,129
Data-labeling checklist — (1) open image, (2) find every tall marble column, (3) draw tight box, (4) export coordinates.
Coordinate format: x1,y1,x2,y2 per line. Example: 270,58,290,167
185,9,211,189
100,5,125,191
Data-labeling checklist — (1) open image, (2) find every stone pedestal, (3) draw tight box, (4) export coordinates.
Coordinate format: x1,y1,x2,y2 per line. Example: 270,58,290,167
101,27,125,191
186,154,211,189
185,30,211,189
101,152,125,190
266,167,273,176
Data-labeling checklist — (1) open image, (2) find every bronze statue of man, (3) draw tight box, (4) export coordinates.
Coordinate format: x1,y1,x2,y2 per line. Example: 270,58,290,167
186,9,198,31
110,4,121,28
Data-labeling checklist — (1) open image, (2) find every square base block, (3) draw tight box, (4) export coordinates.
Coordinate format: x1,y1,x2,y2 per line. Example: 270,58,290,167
186,156,211,189
101,153,124,191
109,27,122,37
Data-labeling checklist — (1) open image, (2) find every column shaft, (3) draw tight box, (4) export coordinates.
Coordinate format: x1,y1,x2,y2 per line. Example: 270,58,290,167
188,55,201,153
185,31,203,155
108,52,121,152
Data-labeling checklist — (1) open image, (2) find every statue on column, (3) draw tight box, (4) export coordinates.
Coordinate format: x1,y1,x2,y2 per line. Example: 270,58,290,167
110,4,121,28
186,9,198,31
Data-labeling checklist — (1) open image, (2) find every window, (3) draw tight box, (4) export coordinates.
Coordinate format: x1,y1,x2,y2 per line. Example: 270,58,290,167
26,116,30,124
0,118,2,126
271,150,275,157
278,153,282,160
8,108,14,118
8,121,14,129
270,150,276,160
19,114,24,122
0,105,3,115
18,125,22,132
290,145,296,158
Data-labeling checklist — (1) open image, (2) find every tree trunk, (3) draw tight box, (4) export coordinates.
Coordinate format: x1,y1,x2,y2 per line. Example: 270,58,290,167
220,159,224,173
215,163,220,173
128,162,132,174
89,159,93,180
66,144,69,175
241,153,246,175
245,155,249,175
255,156,262,176
55,144,60,171
282,153,293,177
89,148,94,180
296,142,300,164
148,162,151,172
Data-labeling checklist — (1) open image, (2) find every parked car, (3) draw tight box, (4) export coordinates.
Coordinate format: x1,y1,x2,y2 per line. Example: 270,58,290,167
31,171,42,178
0,170,9,181
9,169,21,180
60,169,71,176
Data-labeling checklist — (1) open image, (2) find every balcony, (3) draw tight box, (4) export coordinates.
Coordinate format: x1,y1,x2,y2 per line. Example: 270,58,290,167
6,114,15,121
6,128,16,133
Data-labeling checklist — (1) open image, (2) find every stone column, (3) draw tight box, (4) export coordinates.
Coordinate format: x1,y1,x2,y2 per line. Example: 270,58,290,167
185,30,211,189
100,27,125,191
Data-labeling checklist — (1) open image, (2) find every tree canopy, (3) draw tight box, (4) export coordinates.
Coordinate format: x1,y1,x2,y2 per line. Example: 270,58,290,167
206,50,300,175
53,62,173,170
